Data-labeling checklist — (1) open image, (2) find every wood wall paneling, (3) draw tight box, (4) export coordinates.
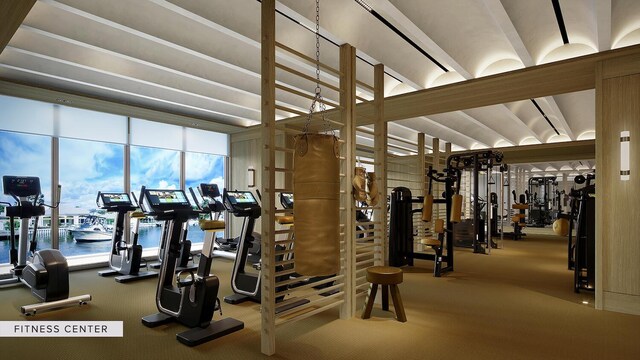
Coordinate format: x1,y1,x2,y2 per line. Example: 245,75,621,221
597,57,640,314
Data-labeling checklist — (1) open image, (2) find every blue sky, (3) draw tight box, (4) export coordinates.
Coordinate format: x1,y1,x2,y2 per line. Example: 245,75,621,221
1,131,225,215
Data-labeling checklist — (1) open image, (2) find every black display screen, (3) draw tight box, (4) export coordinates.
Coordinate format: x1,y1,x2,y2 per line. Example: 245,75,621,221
100,192,132,206
142,189,191,211
200,183,221,198
225,191,257,205
2,176,41,198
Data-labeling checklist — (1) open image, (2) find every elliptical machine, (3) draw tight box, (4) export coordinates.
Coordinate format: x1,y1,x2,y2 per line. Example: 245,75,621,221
138,187,243,346
0,176,91,315
96,192,157,283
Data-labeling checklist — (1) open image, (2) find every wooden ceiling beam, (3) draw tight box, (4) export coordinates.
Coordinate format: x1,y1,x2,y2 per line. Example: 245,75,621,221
0,0,36,54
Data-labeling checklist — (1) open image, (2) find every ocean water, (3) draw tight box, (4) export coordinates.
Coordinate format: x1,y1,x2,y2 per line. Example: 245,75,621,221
0,224,207,265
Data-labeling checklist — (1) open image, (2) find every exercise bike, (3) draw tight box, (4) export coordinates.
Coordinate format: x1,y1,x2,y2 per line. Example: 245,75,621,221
193,184,260,262
96,191,157,283
0,175,91,315
220,189,309,313
138,186,243,346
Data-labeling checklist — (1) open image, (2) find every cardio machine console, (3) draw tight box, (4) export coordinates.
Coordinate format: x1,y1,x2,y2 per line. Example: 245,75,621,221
140,189,192,213
97,192,135,211
200,183,221,198
2,176,41,198
280,192,294,209
223,190,261,218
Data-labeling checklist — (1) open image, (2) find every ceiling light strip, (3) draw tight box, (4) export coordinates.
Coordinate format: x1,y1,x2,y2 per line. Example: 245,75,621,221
530,99,561,136
354,0,448,72
551,0,569,44
257,0,402,82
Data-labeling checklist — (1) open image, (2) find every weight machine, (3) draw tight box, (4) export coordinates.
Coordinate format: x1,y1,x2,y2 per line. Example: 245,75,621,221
566,173,595,292
446,151,506,254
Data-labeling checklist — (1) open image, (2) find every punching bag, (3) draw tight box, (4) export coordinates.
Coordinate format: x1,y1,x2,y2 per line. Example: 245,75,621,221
293,133,340,276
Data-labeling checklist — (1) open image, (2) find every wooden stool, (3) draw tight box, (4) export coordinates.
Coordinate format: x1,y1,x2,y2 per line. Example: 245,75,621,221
361,266,407,322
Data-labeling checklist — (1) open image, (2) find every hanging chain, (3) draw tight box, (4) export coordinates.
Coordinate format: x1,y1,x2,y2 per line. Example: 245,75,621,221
303,0,332,135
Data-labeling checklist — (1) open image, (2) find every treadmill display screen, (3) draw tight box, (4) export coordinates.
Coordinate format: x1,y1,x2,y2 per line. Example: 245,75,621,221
200,183,220,198
146,190,190,207
100,193,132,206
225,191,257,205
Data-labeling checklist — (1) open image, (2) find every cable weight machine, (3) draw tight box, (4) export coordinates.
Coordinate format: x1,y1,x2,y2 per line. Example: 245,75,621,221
446,150,506,254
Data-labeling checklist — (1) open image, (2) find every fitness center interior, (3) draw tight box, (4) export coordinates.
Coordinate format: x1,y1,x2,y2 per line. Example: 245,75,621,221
1,1,639,359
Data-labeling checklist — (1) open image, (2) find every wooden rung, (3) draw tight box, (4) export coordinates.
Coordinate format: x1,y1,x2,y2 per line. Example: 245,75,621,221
275,259,295,267
355,250,377,259
275,274,344,296
387,178,423,183
355,228,374,234
356,235,381,242
355,258,376,267
267,145,295,153
275,297,344,327
357,160,381,166
275,83,342,109
387,171,420,175
274,248,294,256
355,275,368,284
388,134,420,147
356,127,375,135
275,41,342,76
274,209,293,214
274,229,293,235
275,239,294,246
355,282,370,291
356,79,375,91
355,95,369,102
356,243,380,251
353,221,380,226
273,125,304,134
274,268,298,278
275,104,309,117
356,144,375,150
276,289,344,318
388,143,417,152
275,62,342,93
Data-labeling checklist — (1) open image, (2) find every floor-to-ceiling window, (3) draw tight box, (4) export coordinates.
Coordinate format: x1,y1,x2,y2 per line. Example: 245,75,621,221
0,95,54,266
57,106,127,259
130,119,182,251
185,151,226,244
0,95,228,267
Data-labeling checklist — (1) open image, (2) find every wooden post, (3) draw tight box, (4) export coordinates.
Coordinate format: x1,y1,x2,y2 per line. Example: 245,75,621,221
260,0,276,355
373,64,387,265
340,43,356,319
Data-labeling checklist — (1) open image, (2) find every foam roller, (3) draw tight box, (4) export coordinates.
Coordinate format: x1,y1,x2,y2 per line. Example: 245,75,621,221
422,194,433,222
450,194,462,223
434,218,445,234
294,134,341,276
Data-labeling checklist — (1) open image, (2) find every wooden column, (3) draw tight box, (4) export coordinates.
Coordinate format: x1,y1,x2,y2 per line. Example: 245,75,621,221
373,64,387,265
340,43,356,319
260,0,276,355
595,54,640,314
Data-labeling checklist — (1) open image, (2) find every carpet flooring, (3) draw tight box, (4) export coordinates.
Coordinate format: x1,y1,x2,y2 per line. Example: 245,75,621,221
1,231,639,360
